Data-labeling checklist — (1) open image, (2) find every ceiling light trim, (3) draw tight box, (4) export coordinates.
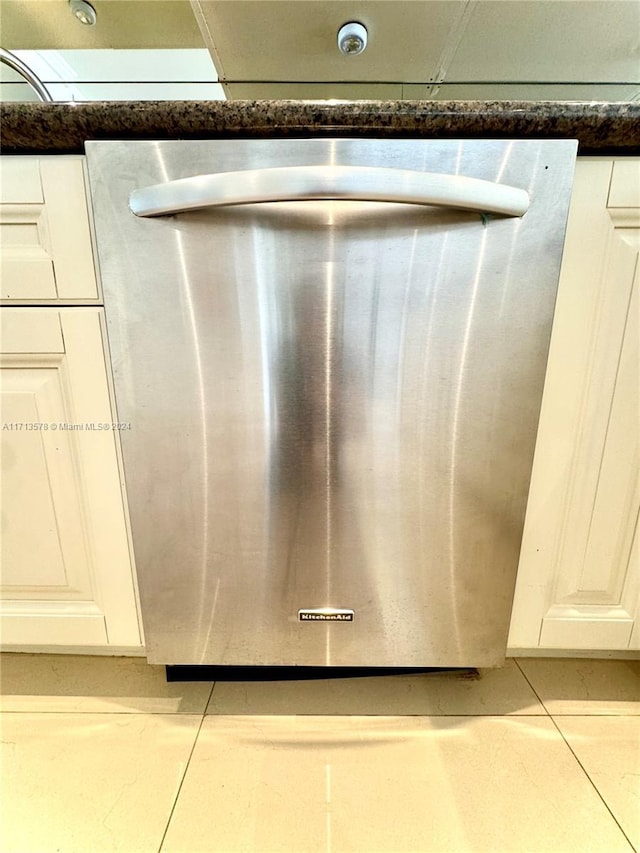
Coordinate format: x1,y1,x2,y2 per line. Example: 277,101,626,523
70,0,97,27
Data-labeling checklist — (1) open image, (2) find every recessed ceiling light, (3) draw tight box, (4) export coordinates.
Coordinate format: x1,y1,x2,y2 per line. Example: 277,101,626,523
337,22,368,57
70,0,97,26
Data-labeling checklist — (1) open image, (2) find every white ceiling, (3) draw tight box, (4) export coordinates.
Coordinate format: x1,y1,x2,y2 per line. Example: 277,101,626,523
0,1,202,49
192,0,640,100
1,0,639,101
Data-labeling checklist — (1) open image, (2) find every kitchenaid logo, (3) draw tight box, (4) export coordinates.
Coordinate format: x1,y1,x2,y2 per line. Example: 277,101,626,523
298,609,354,622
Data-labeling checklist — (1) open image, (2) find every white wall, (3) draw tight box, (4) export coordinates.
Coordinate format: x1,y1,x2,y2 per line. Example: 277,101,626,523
0,49,225,101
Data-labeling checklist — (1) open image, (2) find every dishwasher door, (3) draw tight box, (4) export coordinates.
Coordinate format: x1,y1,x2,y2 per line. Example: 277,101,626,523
86,139,576,667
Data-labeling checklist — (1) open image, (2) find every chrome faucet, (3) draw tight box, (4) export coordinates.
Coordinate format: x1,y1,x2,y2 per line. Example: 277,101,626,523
0,48,52,102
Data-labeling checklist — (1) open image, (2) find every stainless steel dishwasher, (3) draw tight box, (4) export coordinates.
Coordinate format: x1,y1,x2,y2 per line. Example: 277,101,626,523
86,138,576,667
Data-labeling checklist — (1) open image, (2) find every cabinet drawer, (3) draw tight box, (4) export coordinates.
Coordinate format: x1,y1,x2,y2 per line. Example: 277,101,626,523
0,156,99,302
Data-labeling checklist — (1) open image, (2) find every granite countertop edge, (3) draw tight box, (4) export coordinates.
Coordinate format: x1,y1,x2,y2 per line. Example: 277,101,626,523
1,100,639,155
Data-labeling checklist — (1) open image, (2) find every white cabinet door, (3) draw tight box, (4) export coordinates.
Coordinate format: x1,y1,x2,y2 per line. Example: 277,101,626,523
0,308,141,647
509,159,640,651
0,156,98,302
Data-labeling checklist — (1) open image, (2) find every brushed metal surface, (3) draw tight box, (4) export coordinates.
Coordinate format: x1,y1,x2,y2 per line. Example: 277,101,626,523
86,139,577,667
129,165,529,217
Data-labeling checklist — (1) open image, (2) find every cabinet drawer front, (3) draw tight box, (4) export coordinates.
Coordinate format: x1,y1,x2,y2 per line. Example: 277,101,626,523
0,157,99,302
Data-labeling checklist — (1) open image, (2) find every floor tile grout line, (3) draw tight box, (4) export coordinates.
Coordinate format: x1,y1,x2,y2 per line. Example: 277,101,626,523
11,709,639,717
156,683,215,853
513,659,553,717
514,661,636,851
0,702,632,719
0,709,216,715
513,658,640,716
0,711,555,719
547,713,637,852
0,710,529,716
0,707,638,717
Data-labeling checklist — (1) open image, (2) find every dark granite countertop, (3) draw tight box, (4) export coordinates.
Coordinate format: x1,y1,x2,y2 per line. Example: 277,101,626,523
1,100,639,155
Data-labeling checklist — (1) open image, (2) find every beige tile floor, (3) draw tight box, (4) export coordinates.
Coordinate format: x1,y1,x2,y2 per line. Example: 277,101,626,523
1,654,638,853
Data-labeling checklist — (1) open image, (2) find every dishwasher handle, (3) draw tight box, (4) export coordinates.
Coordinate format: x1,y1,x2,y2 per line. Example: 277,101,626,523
129,165,530,218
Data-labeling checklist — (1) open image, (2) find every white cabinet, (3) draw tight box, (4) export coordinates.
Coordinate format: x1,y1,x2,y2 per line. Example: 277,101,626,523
0,157,98,303
0,155,141,650
509,158,640,652
0,308,141,647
